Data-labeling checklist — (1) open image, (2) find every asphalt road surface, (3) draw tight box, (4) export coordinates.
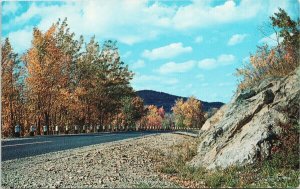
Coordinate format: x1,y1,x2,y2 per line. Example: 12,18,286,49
1,131,171,161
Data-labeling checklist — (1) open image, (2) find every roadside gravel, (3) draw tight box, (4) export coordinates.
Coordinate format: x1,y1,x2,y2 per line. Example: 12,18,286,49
2,133,192,188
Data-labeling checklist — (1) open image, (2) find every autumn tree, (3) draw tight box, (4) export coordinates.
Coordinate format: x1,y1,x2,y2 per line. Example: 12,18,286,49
172,99,185,129
2,18,138,137
23,25,68,134
1,38,23,136
53,18,84,131
162,113,173,130
94,40,134,131
75,36,100,130
183,97,205,128
270,8,299,65
158,107,165,119
120,96,144,131
172,97,205,129
145,105,164,130
236,9,299,91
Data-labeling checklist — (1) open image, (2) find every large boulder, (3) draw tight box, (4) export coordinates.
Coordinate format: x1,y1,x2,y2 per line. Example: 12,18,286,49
189,67,300,169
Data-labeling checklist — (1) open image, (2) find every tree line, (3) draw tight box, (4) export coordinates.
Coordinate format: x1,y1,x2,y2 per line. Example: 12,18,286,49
2,18,206,137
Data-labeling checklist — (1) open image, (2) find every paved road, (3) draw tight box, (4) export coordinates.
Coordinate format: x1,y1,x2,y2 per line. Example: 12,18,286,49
1,131,172,161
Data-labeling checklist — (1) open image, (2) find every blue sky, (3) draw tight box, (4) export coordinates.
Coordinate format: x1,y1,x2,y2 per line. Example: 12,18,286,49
2,0,299,103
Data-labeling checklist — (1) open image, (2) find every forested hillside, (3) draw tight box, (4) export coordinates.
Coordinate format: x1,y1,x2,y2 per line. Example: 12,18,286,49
137,90,224,112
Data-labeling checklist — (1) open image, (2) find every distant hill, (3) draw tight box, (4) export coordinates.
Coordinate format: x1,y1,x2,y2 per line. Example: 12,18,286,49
136,90,224,112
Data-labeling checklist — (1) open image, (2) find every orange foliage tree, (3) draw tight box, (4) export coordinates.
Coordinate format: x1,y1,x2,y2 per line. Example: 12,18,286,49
1,38,24,136
1,18,137,137
172,97,205,129
236,9,299,91
23,26,68,134
145,105,165,130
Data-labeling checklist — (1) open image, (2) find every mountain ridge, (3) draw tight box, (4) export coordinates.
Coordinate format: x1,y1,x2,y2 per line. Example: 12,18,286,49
136,89,224,112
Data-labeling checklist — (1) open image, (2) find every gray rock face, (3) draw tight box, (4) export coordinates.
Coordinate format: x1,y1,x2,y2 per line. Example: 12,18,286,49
189,67,300,169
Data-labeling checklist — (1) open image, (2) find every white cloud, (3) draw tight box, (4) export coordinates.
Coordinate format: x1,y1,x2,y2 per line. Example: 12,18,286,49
228,34,247,46
131,73,178,86
198,54,235,69
6,1,176,47
5,0,294,53
131,59,145,69
7,27,32,54
172,0,262,30
122,51,132,58
171,0,292,30
259,33,283,47
2,1,21,16
198,58,217,69
133,74,158,83
217,54,235,65
142,43,192,60
194,36,203,43
158,60,195,74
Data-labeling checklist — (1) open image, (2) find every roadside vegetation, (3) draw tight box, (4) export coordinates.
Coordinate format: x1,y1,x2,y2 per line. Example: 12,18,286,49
172,97,205,130
2,5,299,189
157,120,299,188
2,18,206,138
236,8,299,91
156,8,300,188
2,19,138,137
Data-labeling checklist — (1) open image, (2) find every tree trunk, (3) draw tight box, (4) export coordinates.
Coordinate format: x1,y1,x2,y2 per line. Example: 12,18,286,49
9,99,14,136
37,117,41,135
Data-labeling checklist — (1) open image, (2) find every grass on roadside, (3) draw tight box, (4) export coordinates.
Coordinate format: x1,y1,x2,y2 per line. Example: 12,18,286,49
156,128,300,188
134,182,151,188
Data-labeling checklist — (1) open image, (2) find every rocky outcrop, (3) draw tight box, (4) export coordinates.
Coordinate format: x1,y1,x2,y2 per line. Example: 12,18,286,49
189,67,300,169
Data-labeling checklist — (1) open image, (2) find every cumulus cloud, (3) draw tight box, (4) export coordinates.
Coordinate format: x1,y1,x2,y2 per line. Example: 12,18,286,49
172,0,292,30
198,54,235,69
198,58,217,69
5,0,294,53
122,51,132,59
158,60,195,74
142,43,192,60
131,73,178,86
172,0,262,30
227,34,247,46
7,27,32,54
6,0,176,46
217,54,235,65
131,59,145,69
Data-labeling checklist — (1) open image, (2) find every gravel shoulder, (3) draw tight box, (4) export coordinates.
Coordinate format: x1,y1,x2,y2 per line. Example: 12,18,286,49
2,133,193,188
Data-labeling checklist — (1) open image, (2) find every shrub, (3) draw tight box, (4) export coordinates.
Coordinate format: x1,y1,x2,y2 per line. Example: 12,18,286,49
236,9,299,91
